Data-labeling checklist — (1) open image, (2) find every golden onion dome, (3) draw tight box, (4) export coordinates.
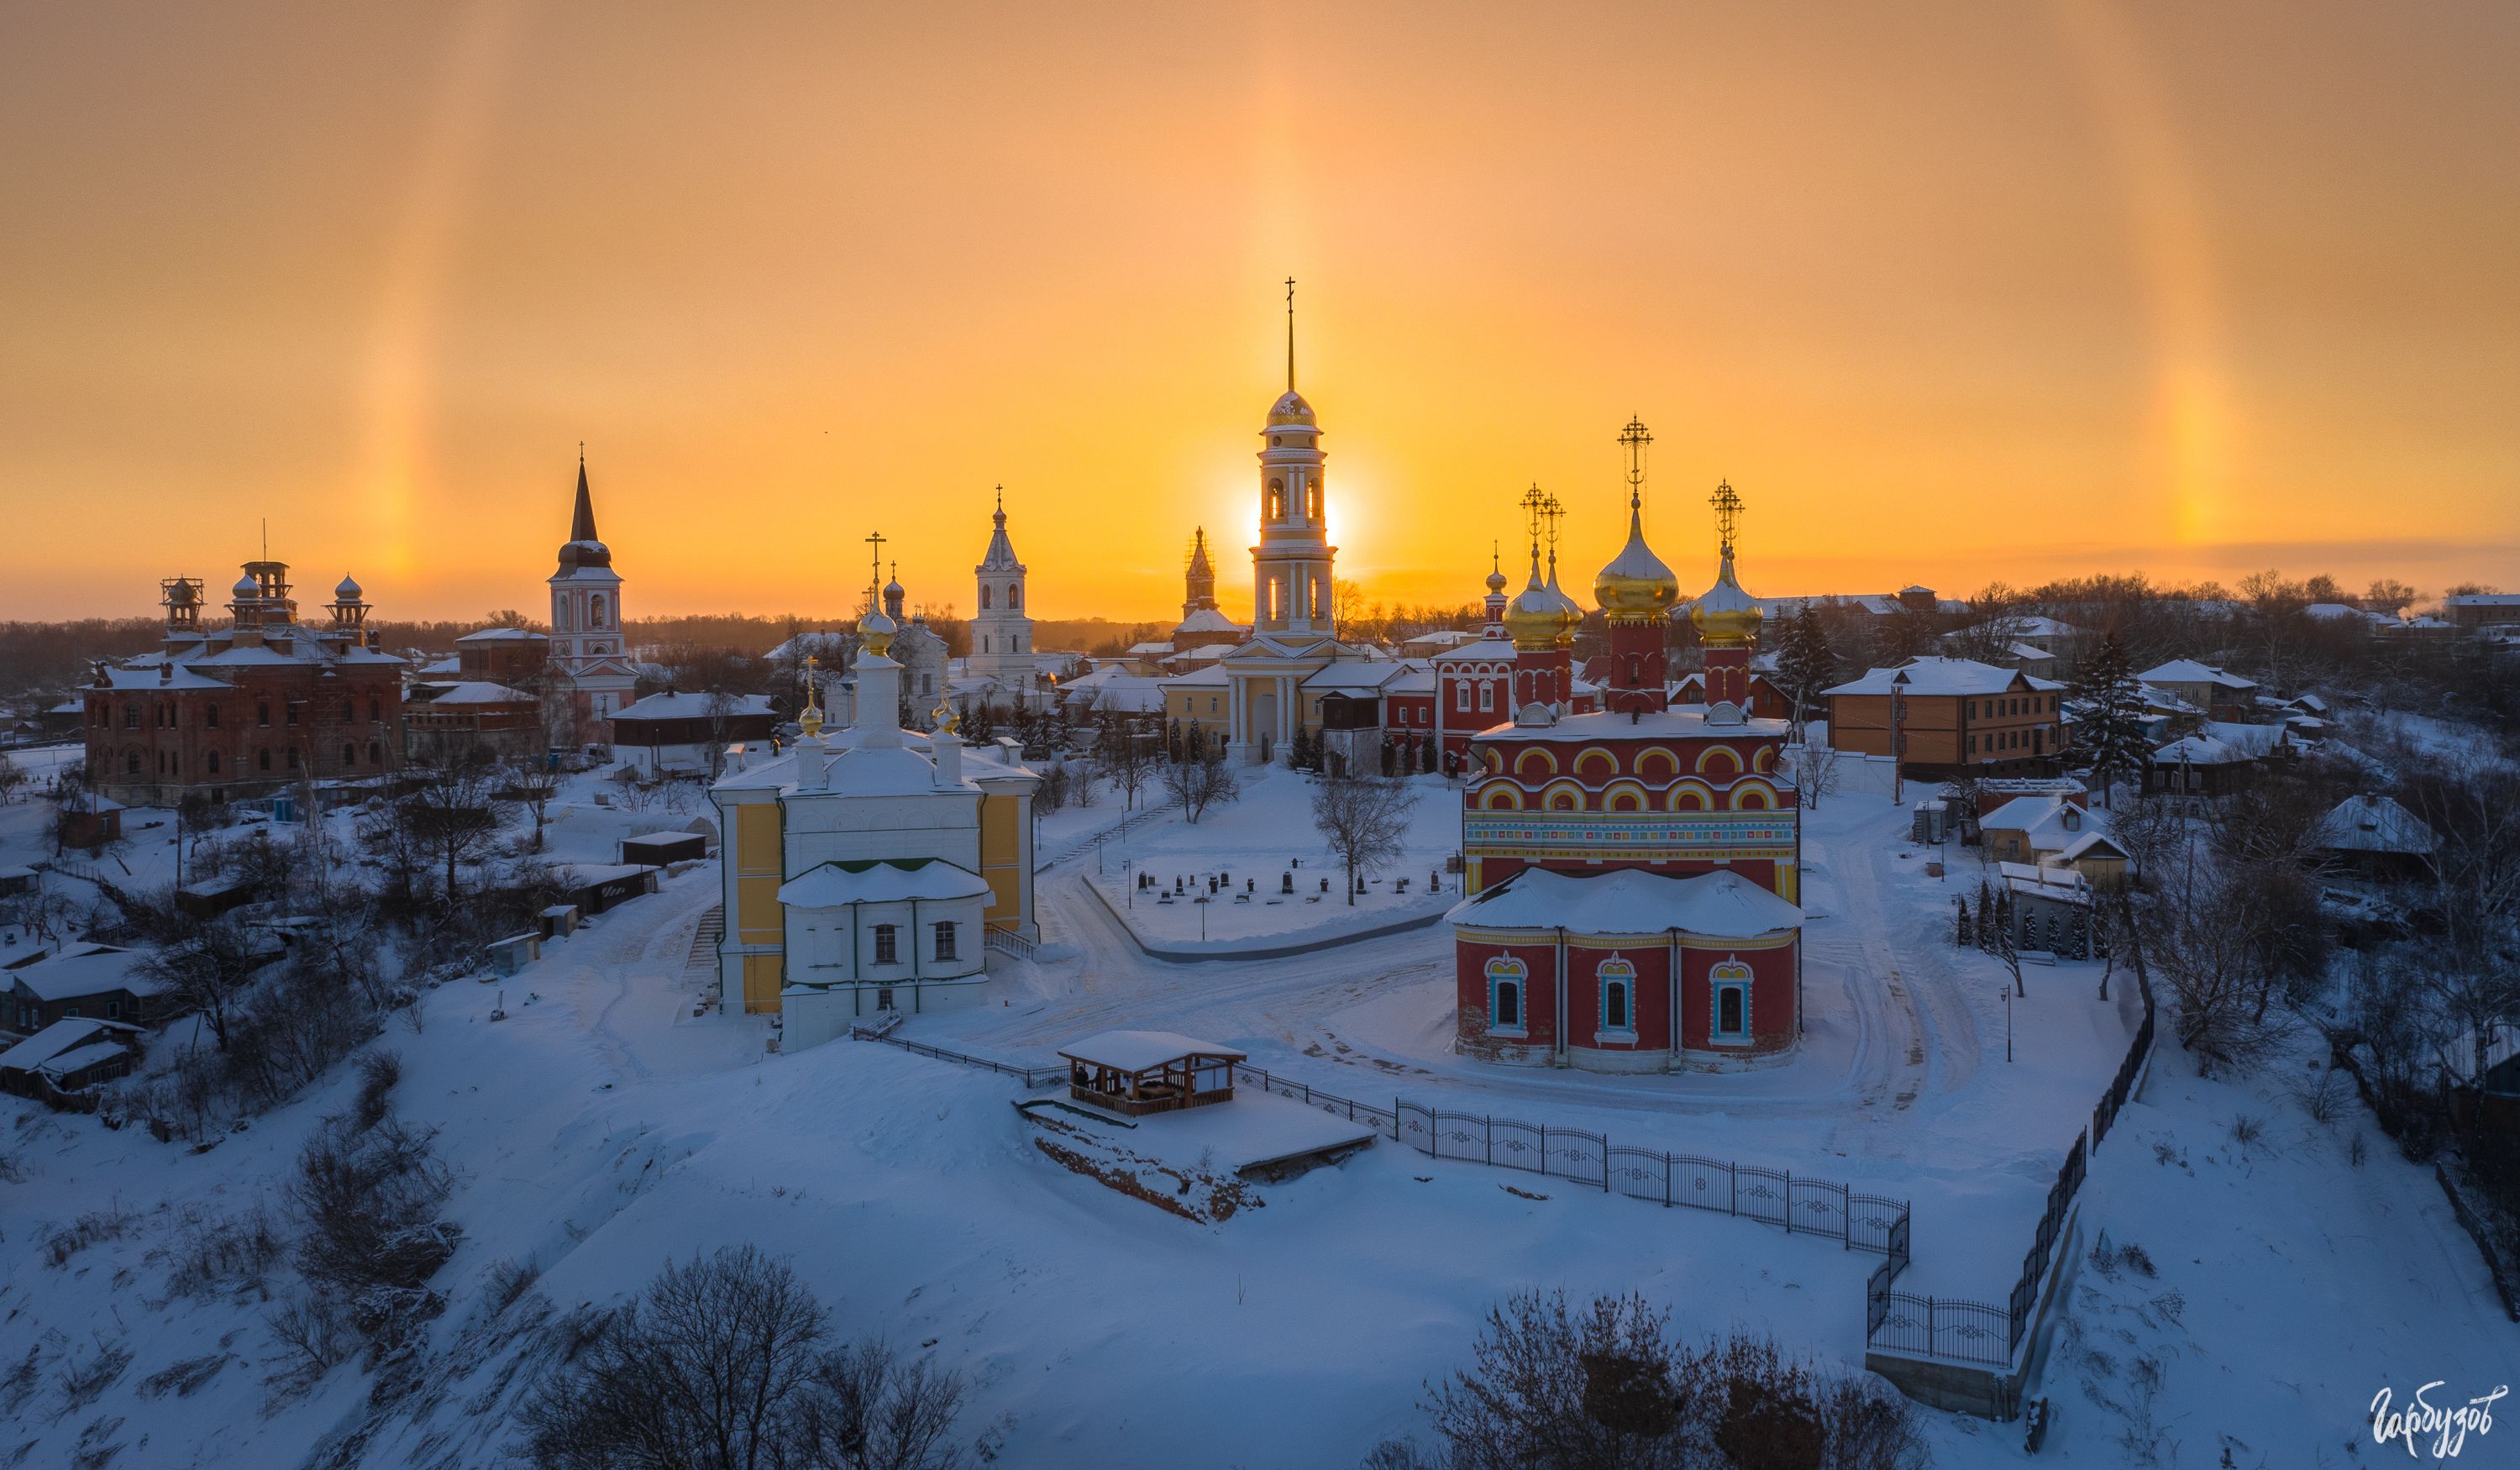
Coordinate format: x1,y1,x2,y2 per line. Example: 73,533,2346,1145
859,608,898,659
1542,558,1585,646
1593,502,1680,623
1688,549,1764,647
1503,569,1563,652
1266,389,1316,428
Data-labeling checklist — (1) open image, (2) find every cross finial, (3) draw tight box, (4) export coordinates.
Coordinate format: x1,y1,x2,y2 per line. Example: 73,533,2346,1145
1709,479,1743,558
864,531,886,602
1618,415,1652,512
1519,484,1549,561
1284,276,1297,392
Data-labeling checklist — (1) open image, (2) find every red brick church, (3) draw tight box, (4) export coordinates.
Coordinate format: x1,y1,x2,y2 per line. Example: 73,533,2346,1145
1449,433,1804,1070
83,561,407,806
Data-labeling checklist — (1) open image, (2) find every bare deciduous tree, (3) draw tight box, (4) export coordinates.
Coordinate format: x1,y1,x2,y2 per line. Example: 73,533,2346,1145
522,1246,968,1470
1311,773,1419,906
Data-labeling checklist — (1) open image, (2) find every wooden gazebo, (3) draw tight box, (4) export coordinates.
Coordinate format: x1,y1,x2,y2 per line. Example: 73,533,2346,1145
1057,1030,1247,1118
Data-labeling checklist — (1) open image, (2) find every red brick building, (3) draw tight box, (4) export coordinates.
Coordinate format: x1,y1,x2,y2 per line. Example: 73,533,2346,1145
1449,459,1803,1070
83,563,406,806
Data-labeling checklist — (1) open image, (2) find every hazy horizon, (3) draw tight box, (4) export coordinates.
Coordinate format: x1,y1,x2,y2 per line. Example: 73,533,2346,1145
5,1,2515,623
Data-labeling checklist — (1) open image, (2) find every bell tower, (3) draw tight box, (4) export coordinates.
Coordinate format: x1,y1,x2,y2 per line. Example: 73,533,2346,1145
969,486,1036,703
1252,278,1336,638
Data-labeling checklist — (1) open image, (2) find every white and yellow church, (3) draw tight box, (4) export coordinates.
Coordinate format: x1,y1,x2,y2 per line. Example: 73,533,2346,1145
710,580,1040,1048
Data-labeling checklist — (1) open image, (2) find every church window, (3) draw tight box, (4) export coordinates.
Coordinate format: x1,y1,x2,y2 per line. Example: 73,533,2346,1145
1710,961,1753,1042
206,751,219,774
591,595,608,628
1480,682,1495,712
1455,683,1470,711
286,705,300,727
873,925,899,964
1486,957,1527,1034
258,749,270,772
369,741,382,764
370,698,382,722
123,706,138,730
980,585,992,610
1008,585,1020,609
1307,485,1321,521
344,699,355,722
933,921,957,961
1600,965,1633,1033
205,705,220,729
124,752,139,774
1266,480,1284,519
343,743,356,766
258,703,270,727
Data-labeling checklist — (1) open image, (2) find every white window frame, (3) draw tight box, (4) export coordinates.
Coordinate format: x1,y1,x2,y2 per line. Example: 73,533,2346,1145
1485,957,1527,1037
873,923,900,965
1596,958,1637,1042
1709,960,1754,1046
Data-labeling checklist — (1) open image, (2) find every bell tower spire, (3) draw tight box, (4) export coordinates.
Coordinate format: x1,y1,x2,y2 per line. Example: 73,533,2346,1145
1284,276,1297,391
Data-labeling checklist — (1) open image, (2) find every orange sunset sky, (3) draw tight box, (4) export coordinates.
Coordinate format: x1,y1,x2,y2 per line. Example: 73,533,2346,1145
3,2,2516,626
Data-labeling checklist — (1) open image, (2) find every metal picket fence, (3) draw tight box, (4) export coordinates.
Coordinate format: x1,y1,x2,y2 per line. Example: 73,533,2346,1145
1229,1063,1912,1260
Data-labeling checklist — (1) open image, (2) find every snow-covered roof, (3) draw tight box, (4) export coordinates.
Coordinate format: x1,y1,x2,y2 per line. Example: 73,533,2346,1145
1449,866,1803,938
35,1041,128,1080
87,664,232,692
412,680,534,706
2052,830,2129,864
1431,637,1519,663
776,858,992,909
3,943,160,1002
1301,662,1407,693
1823,658,2061,697
2312,795,2436,856
1126,640,1175,657
1383,666,1437,694
0,1016,136,1073
455,627,549,643
1056,1029,1247,1072
2139,659,2257,691
1475,705,1790,743
1399,629,1476,650
2443,593,2520,608
615,692,777,722
1079,675,1168,713
1163,664,1233,689
1173,608,1244,635
2152,733,2257,766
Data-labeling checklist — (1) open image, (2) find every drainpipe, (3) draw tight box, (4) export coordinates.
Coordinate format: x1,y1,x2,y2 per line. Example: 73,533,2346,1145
1667,926,1681,1063
910,895,921,1012
1554,925,1568,1067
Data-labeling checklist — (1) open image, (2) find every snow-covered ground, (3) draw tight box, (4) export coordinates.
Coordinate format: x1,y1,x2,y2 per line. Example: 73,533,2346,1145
0,760,2509,1467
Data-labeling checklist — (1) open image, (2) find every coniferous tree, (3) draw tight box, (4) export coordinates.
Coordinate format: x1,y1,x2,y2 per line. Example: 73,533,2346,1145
2069,632,2150,808
1955,895,1971,948
1772,603,1840,740
1977,879,1997,953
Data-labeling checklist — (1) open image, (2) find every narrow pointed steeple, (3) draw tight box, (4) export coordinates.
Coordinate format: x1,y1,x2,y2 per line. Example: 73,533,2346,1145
571,448,598,543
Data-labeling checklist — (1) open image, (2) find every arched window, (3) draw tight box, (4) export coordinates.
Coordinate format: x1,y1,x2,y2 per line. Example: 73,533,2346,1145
1307,485,1321,520
205,705,220,730
258,749,270,772
590,595,608,628
123,706,138,730
257,703,270,727
1709,960,1754,1042
980,585,992,610
369,741,382,765
343,700,355,723
206,751,219,774
1266,480,1284,519
343,743,356,765
1007,584,1020,610
1599,959,1635,1033
370,698,381,722
1486,957,1527,1033
124,752,139,774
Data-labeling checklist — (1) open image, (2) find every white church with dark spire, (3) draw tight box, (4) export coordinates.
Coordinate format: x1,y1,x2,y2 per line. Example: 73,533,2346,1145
546,454,639,746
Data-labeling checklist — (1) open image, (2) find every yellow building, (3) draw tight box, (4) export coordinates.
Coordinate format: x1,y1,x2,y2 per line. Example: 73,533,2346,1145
711,617,1038,1048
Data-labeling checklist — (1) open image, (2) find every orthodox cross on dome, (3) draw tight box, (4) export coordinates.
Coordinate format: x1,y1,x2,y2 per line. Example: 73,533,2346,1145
1709,479,1743,558
1542,492,1567,554
864,530,886,608
800,655,824,738
1284,276,1297,391
993,484,1005,527
1619,416,1652,512
1519,483,1549,561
